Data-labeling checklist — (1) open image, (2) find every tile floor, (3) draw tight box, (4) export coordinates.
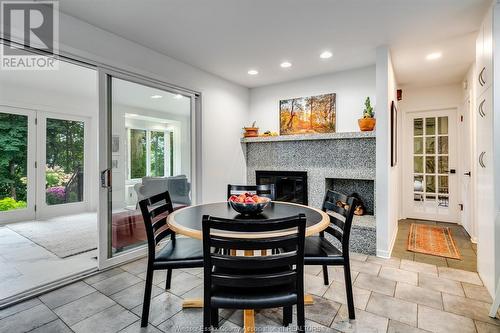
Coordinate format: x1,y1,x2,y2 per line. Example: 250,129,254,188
392,219,477,272
0,221,97,304
0,253,498,332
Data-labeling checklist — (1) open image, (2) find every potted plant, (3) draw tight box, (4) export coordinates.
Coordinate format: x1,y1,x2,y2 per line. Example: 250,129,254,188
243,121,259,137
358,97,376,131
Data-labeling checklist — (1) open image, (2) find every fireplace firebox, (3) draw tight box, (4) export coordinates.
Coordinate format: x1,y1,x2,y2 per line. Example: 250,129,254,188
256,171,308,205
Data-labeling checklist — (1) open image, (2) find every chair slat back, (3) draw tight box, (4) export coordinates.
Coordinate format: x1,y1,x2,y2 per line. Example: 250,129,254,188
202,214,305,289
321,190,358,254
139,191,175,257
227,184,276,200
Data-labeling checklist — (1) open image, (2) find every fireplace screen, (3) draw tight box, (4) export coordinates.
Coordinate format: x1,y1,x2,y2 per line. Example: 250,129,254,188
256,171,307,205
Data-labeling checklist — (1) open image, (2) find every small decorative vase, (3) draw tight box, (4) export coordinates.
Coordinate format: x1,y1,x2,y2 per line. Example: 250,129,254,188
243,127,259,137
358,118,376,131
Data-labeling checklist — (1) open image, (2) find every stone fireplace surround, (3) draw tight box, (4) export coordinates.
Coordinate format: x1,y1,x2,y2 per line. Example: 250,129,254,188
242,131,376,254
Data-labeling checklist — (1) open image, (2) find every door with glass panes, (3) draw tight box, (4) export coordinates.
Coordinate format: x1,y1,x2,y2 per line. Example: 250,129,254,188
405,109,459,222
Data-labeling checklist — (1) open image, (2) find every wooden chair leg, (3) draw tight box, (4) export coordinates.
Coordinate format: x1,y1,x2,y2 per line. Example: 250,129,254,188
343,262,355,320
322,265,329,285
297,298,305,333
165,269,172,290
283,306,292,326
141,267,153,327
210,308,219,328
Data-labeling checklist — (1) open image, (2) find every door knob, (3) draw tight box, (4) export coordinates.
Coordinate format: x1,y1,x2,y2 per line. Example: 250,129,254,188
464,171,471,176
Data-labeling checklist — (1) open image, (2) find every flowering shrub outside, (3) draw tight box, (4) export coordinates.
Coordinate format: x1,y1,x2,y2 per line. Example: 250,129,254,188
46,186,66,205
46,166,72,187
0,197,27,211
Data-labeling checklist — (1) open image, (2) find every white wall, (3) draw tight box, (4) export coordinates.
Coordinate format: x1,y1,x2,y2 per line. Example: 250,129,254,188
54,11,249,203
249,66,376,133
398,84,463,112
375,46,399,258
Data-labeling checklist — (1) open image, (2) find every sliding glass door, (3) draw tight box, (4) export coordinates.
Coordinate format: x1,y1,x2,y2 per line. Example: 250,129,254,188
98,70,200,268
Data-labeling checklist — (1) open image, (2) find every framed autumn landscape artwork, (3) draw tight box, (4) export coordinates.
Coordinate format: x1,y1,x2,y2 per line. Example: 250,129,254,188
279,93,336,135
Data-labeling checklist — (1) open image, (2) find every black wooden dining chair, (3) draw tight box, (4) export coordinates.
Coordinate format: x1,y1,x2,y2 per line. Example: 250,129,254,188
304,190,358,319
227,184,276,200
138,191,203,327
202,214,306,333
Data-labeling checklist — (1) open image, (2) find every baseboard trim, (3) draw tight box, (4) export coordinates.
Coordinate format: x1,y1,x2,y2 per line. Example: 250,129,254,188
377,222,399,259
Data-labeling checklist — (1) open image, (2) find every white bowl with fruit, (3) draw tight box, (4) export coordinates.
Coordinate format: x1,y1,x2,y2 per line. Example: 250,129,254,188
228,193,271,215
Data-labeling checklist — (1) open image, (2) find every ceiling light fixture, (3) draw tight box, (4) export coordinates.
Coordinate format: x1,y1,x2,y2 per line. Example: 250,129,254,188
150,94,163,99
280,61,292,68
320,51,333,59
128,113,139,117
247,69,259,75
173,94,183,99
426,52,442,60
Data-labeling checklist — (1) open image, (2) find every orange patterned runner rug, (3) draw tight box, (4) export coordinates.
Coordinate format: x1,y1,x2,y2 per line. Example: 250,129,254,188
407,223,461,259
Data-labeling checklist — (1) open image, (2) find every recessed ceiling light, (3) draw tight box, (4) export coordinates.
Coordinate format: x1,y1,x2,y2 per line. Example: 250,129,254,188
280,61,292,68
128,113,139,117
248,69,259,75
426,52,442,60
150,94,163,99
320,51,333,59
173,94,183,99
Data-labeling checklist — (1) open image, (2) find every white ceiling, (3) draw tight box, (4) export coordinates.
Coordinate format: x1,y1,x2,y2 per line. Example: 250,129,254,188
59,0,490,88
113,78,191,116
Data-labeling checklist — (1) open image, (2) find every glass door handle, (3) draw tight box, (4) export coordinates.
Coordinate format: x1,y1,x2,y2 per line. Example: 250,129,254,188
100,169,111,188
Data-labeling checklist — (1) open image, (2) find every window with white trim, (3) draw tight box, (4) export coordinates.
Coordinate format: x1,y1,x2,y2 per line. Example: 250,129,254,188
128,128,173,179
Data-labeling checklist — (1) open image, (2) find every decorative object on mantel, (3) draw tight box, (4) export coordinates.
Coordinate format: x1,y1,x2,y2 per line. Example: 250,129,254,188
390,100,398,166
358,97,376,131
243,121,259,137
261,130,278,137
279,93,336,135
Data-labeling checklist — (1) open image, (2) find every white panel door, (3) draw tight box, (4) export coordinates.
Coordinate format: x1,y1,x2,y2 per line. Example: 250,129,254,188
404,109,459,222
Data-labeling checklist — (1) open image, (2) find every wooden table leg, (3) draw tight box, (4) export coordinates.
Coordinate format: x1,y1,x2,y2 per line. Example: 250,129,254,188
182,299,203,308
304,294,314,305
244,309,255,333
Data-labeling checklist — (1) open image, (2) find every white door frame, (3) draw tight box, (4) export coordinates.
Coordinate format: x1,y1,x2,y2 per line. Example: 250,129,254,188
35,112,91,219
97,67,201,270
402,108,460,223
0,106,36,223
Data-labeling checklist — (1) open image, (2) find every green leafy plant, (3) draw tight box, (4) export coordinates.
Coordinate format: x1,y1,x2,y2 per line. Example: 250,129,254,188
363,97,374,118
0,197,27,211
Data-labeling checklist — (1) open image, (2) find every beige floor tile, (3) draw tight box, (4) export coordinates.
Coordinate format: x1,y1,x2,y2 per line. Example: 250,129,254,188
438,266,483,285
475,320,500,333
365,293,417,327
379,266,418,285
418,305,476,333
323,281,371,310
305,273,331,297
400,259,438,276
418,273,465,296
331,304,388,333
366,256,401,268
462,282,493,303
350,252,368,262
395,282,442,310
305,265,323,276
442,293,499,325
387,320,430,333
326,266,359,285
354,273,396,296
349,260,381,276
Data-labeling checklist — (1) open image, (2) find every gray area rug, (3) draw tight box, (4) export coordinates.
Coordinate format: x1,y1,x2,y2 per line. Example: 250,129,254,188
7,212,97,258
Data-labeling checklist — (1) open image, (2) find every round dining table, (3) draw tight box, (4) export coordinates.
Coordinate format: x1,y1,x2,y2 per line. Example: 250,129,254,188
167,201,330,332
